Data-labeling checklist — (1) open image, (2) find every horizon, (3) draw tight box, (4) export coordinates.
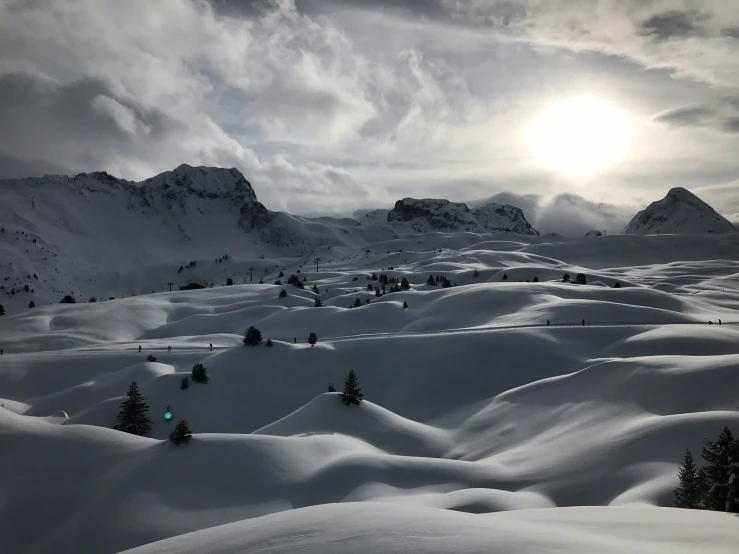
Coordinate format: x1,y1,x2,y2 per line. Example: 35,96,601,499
1,1,738,235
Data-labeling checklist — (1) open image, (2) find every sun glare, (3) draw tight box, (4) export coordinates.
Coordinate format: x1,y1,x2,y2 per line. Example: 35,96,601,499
527,97,631,176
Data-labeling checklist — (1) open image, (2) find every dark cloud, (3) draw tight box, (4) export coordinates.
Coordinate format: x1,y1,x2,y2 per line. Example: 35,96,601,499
0,72,180,176
654,98,739,134
654,105,715,127
0,150,69,179
638,9,708,41
721,27,739,38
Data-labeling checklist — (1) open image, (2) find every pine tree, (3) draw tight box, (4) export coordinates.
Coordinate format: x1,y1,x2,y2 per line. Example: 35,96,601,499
314,297,323,307
279,288,287,298
28,300,35,308
353,298,363,308
575,273,587,285
191,363,209,384
702,426,738,511
308,331,318,347
341,370,363,405
114,381,153,436
426,275,435,286
265,339,273,348
312,284,320,294
328,383,336,392
533,276,539,282
400,277,410,290
243,326,262,346
563,273,570,283
675,448,704,509
146,354,157,362
180,376,189,390
226,277,234,286
170,419,192,446
403,301,408,309
473,269,479,278
0,304,5,316
502,273,508,281
613,282,621,288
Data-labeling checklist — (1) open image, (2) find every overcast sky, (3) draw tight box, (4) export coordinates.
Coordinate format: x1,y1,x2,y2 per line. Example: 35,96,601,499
1,0,738,235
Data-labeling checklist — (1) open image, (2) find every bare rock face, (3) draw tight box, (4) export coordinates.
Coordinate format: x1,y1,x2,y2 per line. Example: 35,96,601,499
387,198,538,235
622,187,737,235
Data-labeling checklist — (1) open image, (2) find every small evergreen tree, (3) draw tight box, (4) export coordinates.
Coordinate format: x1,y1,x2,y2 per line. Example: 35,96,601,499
502,273,508,281
226,278,234,286
675,448,704,509
279,271,284,277
0,304,4,316
312,284,320,294
28,300,35,308
60,295,76,304
613,282,621,288
375,288,381,297
702,426,738,511
243,326,263,347
114,381,153,436
328,383,336,392
341,370,363,405
279,288,287,298
265,339,273,348
314,297,323,307
170,419,192,445
575,273,587,285
403,301,408,309
400,277,410,290
563,273,571,283
533,276,539,282
353,298,363,308
308,331,318,347
473,269,479,278
426,275,435,286
191,363,209,384
146,354,157,362
180,375,189,390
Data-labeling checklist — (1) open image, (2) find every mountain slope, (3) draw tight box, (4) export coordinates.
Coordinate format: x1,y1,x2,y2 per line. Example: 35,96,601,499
622,187,737,235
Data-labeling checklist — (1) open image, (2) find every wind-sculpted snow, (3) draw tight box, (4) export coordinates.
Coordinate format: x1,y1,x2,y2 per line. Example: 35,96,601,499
2,221,739,553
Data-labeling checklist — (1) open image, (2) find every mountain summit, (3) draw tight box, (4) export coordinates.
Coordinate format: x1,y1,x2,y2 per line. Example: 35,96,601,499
387,198,539,235
622,187,737,235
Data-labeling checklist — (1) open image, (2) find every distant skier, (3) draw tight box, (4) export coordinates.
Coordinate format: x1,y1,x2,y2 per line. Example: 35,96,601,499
209,343,213,351
138,345,142,353
546,320,550,326
719,319,722,326
582,319,585,327
1,348,3,355
167,345,172,352
294,337,297,344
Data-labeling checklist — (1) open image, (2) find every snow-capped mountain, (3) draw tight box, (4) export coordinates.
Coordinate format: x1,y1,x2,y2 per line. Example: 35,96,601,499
622,187,737,235
387,198,538,235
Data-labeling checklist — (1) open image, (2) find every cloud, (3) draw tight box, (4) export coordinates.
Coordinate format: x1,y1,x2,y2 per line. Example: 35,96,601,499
638,9,708,41
655,97,739,134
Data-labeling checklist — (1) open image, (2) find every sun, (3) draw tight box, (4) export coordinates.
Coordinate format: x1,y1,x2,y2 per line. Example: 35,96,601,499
527,97,631,176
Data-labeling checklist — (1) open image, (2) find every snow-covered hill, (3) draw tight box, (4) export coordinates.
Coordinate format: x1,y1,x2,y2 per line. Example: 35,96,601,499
622,187,738,235
386,198,538,235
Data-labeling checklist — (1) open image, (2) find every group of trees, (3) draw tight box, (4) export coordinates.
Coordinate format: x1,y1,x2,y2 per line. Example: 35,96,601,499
243,326,317,347
113,381,191,445
674,426,738,512
427,275,454,288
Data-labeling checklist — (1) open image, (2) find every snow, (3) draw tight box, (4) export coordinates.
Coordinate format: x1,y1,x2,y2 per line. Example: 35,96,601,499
1,167,739,553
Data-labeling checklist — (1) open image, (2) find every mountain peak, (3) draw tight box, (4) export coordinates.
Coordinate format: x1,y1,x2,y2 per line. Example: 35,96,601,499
386,197,538,235
622,187,737,236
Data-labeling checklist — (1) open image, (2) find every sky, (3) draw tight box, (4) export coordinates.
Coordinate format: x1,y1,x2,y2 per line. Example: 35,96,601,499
1,0,738,235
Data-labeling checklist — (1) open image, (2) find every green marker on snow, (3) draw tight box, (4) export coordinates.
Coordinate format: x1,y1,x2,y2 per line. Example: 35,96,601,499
164,406,173,422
